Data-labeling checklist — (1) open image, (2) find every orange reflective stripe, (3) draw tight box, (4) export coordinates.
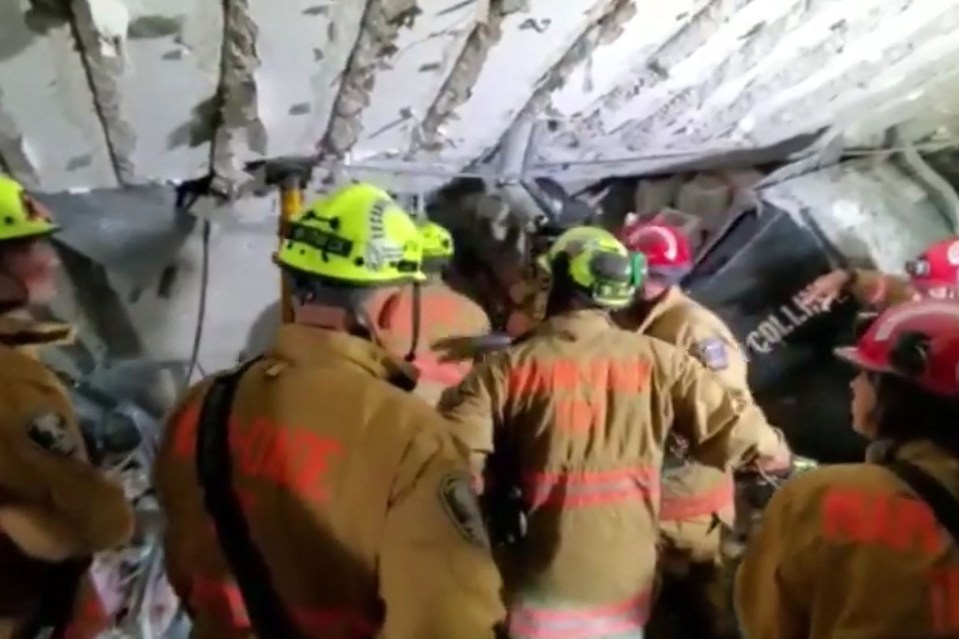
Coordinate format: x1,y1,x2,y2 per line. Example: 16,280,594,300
507,358,652,396
63,588,109,639
415,352,471,387
930,567,959,633
508,589,652,638
659,475,735,521
821,487,942,555
190,576,374,635
522,469,658,509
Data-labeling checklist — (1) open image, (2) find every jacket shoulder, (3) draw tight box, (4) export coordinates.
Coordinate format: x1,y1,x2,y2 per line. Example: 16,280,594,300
772,463,910,516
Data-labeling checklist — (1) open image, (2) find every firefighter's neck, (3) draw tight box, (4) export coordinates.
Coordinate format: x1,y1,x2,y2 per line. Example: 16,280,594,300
293,303,351,330
641,281,670,302
626,282,670,321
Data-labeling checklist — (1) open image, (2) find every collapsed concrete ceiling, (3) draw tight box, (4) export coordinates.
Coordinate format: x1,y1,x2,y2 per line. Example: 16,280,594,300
3,0,959,196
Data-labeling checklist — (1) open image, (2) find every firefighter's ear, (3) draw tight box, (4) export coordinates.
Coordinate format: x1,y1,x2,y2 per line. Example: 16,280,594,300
889,330,931,377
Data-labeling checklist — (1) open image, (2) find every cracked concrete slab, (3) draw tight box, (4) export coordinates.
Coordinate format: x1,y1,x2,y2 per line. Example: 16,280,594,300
70,0,135,184
3,0,959,192
409,0,618,165
549,0,707,121
759,20,959,148
650,0,890,147
536,0,755,164
209,0,262,188
742,1,959,143
247,0,366,160
81,0,225,185
352,0,487,160
0,0,116,191
318,0,419,161
499,0,636,163
602,0,800,136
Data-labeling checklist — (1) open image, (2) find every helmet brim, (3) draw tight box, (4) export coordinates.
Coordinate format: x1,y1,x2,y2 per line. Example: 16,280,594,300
833,346,891,376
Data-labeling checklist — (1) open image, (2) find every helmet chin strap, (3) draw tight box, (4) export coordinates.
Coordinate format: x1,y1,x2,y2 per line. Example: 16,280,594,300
405,282,422,363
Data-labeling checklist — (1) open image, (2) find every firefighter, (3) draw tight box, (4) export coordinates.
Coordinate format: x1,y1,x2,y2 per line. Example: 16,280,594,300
0,174,134,639
380,220,491,405
615,220,767,639
154,183,506,639
500,218,576,338
735,297,959,638
439,225,791,639
802,236,959,311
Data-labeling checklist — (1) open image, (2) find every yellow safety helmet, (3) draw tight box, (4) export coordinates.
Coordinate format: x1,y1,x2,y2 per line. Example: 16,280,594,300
276,183,425,286
419,220,454,261
0,174,58,242
538,225,635,309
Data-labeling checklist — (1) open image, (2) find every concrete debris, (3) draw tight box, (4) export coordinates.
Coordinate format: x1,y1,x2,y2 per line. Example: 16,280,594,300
82,0,129,58
501,0,531,15
70,0,137,184
414,0,513,153
318,0,417,160
0,89,40,188
210,0,264,189
558,0,751,149
505,0,636,149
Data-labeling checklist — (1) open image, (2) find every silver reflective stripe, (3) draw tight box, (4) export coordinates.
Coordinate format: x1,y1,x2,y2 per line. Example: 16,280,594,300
508,591,651,639
522,469,658,509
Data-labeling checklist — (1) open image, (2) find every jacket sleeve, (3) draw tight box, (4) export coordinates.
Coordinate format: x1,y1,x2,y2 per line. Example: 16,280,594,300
437,356,509,480
377,426,506,639
0,387,134,561
734,481,813,639
657,341,786,471
848,269,914,310
678,320,753,397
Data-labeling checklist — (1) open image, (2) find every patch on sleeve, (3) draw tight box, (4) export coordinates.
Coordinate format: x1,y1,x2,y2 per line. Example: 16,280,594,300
695,338,729,371
438,473,490,548
27,413,78,458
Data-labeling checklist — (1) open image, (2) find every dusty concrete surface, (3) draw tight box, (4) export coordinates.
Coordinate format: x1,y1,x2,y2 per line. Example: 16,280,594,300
0,0,958,190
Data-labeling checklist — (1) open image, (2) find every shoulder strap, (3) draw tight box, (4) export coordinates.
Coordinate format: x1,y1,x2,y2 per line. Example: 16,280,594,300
14,558,90,639
194,357,305,639
885,459,959,545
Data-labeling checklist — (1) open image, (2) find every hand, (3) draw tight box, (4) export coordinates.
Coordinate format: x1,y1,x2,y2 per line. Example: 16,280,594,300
800,269,851,309
756,443,793,475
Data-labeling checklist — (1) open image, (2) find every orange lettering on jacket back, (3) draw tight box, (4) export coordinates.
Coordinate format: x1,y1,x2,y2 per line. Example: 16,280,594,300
821,488,940,555
930,568,959,633
507,358,651,397
508,358,651,431
171,404,342,504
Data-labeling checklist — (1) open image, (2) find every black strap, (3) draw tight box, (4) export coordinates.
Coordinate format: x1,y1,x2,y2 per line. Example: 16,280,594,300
405,282,422,362
885,459,959,544
15,558,90,639
195,358,305,639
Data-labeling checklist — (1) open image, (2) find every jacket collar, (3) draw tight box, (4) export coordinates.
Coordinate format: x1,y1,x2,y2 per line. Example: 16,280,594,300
617,286,685,333
268,324,420,391
0,313,75,351
867,438,951,462
537,309,614,339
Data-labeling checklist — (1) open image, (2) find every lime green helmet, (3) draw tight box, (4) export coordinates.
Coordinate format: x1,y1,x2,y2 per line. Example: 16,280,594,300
276,183,426,286
419,220,454,260
0,174,58,242
538,225,638,309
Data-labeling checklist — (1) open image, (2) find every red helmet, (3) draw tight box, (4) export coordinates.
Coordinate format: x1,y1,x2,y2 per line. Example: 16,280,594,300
619,219,692,270
904,237,959,290
835,299,959,397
